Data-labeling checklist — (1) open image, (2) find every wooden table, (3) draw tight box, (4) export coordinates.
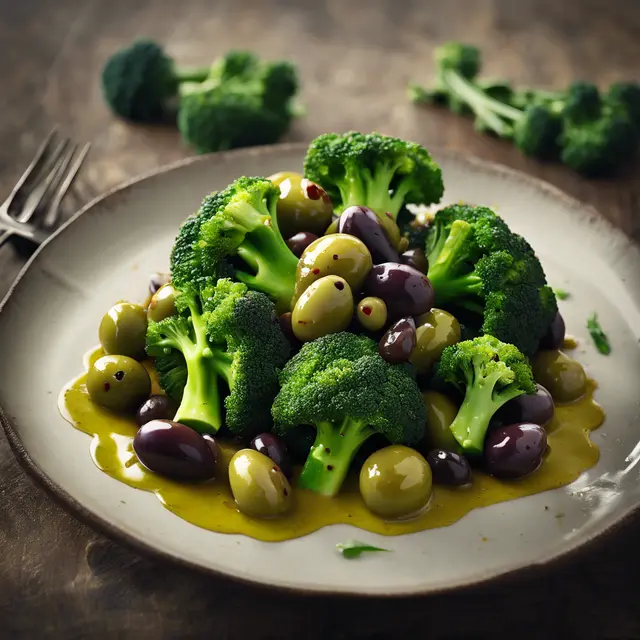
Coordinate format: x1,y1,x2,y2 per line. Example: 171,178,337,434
1,0,639,637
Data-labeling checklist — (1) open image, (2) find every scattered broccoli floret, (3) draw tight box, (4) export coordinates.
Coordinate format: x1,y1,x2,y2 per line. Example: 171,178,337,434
303,131,443,221
434,335,536,454
178,52,299,154
101,40,209,122
146,278,290,436
271,332,425,497
171,176,299,312
425,204,557,355
586,312,611,355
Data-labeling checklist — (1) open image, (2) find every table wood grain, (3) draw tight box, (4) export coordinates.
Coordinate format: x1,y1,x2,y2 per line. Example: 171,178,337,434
1,0,639,637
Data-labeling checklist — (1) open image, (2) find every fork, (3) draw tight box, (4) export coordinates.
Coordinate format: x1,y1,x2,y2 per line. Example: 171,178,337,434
0,129,91,248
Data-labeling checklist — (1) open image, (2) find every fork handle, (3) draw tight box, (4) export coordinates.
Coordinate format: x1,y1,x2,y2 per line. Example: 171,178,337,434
0,212,49,247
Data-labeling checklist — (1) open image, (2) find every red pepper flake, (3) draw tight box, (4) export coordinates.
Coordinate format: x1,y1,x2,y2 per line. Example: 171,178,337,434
103,382,111,392
362,306,372,316
327,465,334,471
312,268,321,275
332,254,338,260
114,370,125,381
334,281,345,290
305,182,323,200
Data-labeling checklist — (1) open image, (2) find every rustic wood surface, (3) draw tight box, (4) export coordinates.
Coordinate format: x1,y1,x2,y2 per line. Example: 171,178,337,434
1,0,640,637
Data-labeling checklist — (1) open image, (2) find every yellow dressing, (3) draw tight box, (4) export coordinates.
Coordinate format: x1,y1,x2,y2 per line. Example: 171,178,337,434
61,348,604,542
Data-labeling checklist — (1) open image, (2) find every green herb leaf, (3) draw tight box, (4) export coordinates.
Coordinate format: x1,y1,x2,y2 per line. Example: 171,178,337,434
586,313,611,354
336,540,391,559
554,288,570,300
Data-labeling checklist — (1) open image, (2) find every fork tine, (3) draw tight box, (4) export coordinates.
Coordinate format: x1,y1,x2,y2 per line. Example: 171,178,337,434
4,128,59,209
18,138,71,223
43,143,91,229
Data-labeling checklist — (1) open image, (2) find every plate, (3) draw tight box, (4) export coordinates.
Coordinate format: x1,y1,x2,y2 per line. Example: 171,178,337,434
1,144,640,596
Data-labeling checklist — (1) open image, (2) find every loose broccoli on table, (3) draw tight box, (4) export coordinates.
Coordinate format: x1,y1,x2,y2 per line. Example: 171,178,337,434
171,176,299,313
146,278,290,436
425,204,557,355
178,51,299,153
101,40,210,122
434,335,536,455
271,332,425,497
303,131,443,222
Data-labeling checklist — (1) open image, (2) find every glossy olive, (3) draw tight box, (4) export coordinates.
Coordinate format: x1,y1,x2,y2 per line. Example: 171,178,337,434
286,231,319,258
202,434,220,465
426,449,472,486
494,384,554,429
324,217,340,235
378,317,417,364
379,212,403,251
364,262,434,320
250,433,293,479
292,276,354,341
532,350,587,403
338,205,400,264
410,308,461,373
133,420,216,481
99,302,148,360
87,355,151,412
295,234,372,299
356,296,388,332
359,445,432,520
269,172,333,238
484,423,547,479
540,311,566,350
400,247,429,274
149,272,170,295
135,394,178,426
229,449,292,518
422,391,461,452
147,284,178,323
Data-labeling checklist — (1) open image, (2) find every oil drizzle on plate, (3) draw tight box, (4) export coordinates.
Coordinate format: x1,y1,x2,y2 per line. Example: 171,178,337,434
60,347,604,542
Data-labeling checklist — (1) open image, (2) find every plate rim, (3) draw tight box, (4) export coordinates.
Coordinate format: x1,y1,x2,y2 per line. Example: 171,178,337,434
1,142,639,598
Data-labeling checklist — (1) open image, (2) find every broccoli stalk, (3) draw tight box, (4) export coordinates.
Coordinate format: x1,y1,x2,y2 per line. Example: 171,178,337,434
435,336,537,455
298,418,374,496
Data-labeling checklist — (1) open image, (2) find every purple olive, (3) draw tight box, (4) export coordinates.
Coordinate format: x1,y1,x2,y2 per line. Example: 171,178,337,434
250,432,293,479
133,420,217,481
484,423,547,480
149,272,170,295
426,449,472,486
338,205,400,264
378,317,417,364
135,395,178,427
493,384,555,429
286,231,319,258
364,262,434,320
540,311,565,350
202,434,220,464
400,248,429,274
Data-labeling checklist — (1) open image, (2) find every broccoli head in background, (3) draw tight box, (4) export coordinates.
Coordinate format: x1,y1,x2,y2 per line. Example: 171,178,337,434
171,176,298,312
434,335,536,455
101,40,210,122
271,332,425,497
147,278,290,436
303,131,444,222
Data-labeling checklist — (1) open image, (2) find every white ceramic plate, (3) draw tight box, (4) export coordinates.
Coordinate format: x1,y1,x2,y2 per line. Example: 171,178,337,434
1,145,640,596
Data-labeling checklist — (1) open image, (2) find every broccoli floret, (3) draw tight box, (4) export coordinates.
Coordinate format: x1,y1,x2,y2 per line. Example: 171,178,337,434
101,40,209,122
271,333,425,497
434,335,536,455
425,204,557,355
177,53,299,154
146,278,289,436
303,131,443,221
171,177,298,312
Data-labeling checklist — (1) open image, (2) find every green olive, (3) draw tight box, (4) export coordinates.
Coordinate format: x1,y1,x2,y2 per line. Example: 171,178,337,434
229,449,292,518
422,391,461,452
356,296,388,332
379,213,403,251
147,284,178,323
532,350,587,403
410,308,461,373
294,234,372,300
292,275,354,342
87,355,151,413
324,217,340,235
99,302,148,360
268,172,333,238
359,445,432,520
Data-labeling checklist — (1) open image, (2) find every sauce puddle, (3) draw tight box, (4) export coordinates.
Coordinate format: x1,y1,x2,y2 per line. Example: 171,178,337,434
60,347,604,541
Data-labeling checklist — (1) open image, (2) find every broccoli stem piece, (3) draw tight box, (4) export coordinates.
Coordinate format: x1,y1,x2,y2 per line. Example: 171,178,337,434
449,364,524,455
298,418,374,497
